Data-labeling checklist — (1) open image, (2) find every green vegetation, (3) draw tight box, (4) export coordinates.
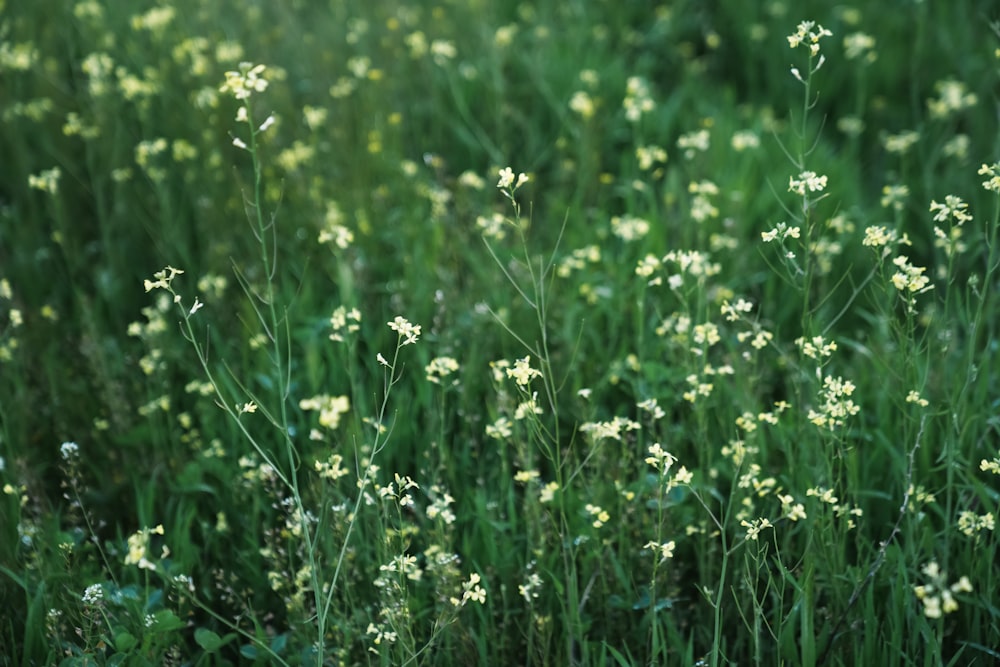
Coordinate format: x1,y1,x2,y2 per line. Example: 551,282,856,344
1,1,998,664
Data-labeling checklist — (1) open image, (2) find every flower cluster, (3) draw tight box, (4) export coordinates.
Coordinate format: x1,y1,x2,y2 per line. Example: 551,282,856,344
623,76,654,122
219,62,269,100
505,356,542,387
329,305,361,342
890,256,931,294
913,561,972,618
644,540,676,563
387,316,421,345
451,572,487,606
796,335,837,360
978,162,1000,192
926,79,977,119
807,375,860,430
740,517,773,541
425,356,460,385
496,167,528,192
579,416,640,442
299,394,350,430
761,221,801,243
788,170,828,196
124,524,167,570
787,21,833,55
585,504,610,528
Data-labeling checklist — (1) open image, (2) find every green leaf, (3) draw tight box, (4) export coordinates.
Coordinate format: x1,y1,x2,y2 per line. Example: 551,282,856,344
603,643,634,667
240,644,258,659
151,609,185,633
195,628,224,652
270,633,288,654
114,631,138,651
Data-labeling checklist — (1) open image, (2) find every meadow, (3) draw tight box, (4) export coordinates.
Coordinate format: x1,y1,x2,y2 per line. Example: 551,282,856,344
1,0,998,664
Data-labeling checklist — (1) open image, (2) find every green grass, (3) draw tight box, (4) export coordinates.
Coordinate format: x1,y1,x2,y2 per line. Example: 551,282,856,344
1,0,999,665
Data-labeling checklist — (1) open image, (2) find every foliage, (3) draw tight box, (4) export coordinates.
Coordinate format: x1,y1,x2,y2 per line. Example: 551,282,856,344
1,1,998,665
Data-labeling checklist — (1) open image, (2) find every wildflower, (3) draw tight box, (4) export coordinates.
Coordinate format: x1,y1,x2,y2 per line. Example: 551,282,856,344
519,571,543,602
644,443,676,475
60,441,80,460
258,114,276,132
692,322,720,347
677,129,710,159
796,335,837,359
366,623,398,653
890,256,931,293
458,170,485,190
569,91,595,119
644,540,676,562
539,481,559,503
514,395,543,420
957,511,994,539
981,456,1000,474
807,374,860,430
219,62,269,100
929,195,972,224
779,494,807,521
514,469,539,484
977,163,1000,192
329,306,361,341
740,517,773,541
486,417,513,440
914,561,972,618
497,167,528,191
636,145,668,169
143,266,184,293
299,394,350,429
314,454,349,481
611,215,650,241
720,298,753,321
387,316,421,345
788,171,828,196
843,32,876,61
506,356,542,386
585,504,610,528
131,6,174,32
837,116,865,137
623,76,654,121
124,524,166,570
927,79,977,118
28,167,61,194
761,221,800,243
430,39,456,64
731,130,760,151
81,584,103,605
862,225,895,247
452,572,487,606
426,485,456,523
883,131,920,154
637,398,666,420
425,356,460,385
580,416,640,441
